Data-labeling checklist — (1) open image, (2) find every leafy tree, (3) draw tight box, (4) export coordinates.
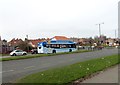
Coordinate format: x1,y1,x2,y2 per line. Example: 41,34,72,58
17,41,33,52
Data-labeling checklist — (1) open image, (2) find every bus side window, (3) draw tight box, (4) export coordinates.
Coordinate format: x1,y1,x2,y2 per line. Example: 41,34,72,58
68,45,72,48
56,44,60,48
46,45,50,48
43,44,46,47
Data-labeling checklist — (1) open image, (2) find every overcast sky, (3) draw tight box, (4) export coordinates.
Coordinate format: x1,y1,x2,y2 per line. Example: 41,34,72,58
0,0,119,41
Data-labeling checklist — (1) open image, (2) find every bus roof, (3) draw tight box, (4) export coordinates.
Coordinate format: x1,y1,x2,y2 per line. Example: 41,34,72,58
38,40,76,46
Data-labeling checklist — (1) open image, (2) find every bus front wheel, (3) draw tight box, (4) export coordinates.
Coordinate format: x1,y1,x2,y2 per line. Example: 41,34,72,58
52,50,56,53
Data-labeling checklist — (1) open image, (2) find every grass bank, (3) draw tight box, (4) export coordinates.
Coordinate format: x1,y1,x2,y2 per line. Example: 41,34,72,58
0,54,9,56
1,50,91,61
16,54,119,85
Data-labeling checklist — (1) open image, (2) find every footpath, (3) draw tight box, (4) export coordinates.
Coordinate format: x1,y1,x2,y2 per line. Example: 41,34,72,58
81,65,119,83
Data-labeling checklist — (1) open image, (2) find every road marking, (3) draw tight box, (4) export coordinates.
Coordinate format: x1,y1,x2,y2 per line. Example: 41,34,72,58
0,70,14,73
24,66,35,69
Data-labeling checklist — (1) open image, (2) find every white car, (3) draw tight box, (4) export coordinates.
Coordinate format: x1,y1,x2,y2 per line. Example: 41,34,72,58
10,50,27,56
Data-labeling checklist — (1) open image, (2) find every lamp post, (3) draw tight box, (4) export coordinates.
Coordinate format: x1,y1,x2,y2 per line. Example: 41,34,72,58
96,22,104,46
115,29,117,39
26,35,29,52
96,22,104,37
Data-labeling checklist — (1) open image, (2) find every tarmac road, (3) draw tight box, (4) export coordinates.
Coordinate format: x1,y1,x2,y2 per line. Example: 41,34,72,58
2,48,118,83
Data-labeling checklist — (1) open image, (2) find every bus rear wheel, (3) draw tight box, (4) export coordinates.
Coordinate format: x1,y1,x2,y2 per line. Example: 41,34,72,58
69,49,72,52
52,50,56,53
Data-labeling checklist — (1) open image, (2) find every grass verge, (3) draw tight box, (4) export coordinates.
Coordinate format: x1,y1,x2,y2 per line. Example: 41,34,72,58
16,54,119,85
1,50,92,61
0,54,9,56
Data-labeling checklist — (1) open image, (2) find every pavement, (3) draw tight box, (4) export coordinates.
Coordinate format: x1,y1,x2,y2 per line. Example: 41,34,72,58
0,56,11,58
2,48,118,83
82,65,119,83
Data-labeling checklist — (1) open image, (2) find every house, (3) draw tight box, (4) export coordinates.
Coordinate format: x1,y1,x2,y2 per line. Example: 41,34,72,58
105,38,116,46
51,36,69,40
28,38,47,48
79,38,89,45
0,39,14,54
8,38,23,47
70,37,93,45
29,36,69,48
69,37,80,43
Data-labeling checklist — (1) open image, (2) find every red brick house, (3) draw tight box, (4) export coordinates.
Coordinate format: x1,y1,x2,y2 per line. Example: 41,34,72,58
28,38,47,48
8,38,23,47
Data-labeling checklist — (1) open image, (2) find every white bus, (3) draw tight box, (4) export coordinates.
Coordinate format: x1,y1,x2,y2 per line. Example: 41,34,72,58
37,40,77,53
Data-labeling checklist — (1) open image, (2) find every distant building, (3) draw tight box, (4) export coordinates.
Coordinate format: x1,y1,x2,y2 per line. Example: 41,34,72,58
79,38,91,45
70,37,92,46
105,38,119,46
106,38,113,46
69,37,80,43
28,38,46,48
8,38,23,47
51,36,69,40
0,39,14,54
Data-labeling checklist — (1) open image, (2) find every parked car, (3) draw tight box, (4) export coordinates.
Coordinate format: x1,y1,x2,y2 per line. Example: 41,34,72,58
31,49,38,54
10,50,27,56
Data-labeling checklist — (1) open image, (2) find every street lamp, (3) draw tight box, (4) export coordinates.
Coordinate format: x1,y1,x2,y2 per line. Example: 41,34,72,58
96,22,104,46
115,29,117,39
96,22,104,37
26,35,29,52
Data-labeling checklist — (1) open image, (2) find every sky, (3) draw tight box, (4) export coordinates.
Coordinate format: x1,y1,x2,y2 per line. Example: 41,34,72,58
0,0,119,41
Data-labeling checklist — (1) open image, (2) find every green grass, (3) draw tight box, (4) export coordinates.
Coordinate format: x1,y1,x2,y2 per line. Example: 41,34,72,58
0,50,92,61
16,54,119,85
